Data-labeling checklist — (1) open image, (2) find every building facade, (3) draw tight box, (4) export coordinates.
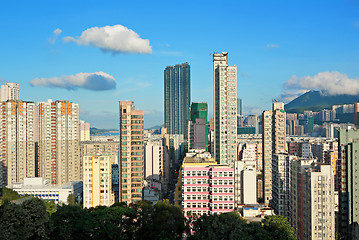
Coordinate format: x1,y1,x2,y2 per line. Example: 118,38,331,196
188,102,208,151
0,101,36,186
213,52,237,165
0,82,20,102
164,63,191,139
79,120,90,141
37,100,80,185
262,101,286,205
338,127,359,239
83,155,114,208
119,101,144,203
10,177,83,205
144,140,164,191
175,150,235,217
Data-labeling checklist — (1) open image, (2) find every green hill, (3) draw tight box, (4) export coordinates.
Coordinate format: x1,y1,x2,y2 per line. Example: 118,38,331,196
284,90,359,113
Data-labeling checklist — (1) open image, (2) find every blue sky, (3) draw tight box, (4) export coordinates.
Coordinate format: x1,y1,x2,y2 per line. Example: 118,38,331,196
1,0,359,128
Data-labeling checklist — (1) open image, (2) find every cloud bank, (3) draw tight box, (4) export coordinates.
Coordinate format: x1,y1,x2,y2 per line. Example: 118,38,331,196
49,28,62,44
63,25,152,54
29,71,116,91
280,71,359,102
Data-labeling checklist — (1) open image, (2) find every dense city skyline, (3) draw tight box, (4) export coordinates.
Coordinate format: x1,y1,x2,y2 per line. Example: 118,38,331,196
1,1,359,129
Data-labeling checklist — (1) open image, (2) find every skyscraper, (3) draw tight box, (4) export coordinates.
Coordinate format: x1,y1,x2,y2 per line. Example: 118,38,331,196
0,100,36,186
188,102,208,151
119,101,144,203
37,100,80,185
262,101,286,205
164,63,191,139
338,127,359,239
0,83,20,102
213,52,237,165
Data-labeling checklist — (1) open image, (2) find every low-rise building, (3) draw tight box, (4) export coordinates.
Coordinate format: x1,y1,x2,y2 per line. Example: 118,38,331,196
9,177,83,204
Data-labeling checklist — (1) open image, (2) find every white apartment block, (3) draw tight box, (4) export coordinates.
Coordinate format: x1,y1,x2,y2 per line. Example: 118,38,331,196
302,164,335,240
37,100,80,185
213,52,237,166
0,83,20,101
83,155,114,208
144,140,164,191
235,143,257,205
0,101,36,186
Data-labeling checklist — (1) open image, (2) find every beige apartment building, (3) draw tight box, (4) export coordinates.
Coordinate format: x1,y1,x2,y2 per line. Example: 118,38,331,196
37,100,80,185
79,120,90,141
80,141,119,165
0,100,36,186
119,101,144,203
213,52,237,166
83,155,114,208
262,101,286,205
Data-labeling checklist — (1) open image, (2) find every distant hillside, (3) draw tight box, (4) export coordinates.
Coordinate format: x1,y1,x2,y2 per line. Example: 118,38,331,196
284,90,359,113
145,124,163,130
90,128,118,135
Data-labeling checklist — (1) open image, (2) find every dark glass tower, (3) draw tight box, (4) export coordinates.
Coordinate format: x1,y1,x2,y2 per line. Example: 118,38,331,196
164,63,191,139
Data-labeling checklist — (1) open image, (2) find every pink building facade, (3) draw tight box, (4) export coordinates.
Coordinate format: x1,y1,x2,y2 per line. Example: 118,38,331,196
182,164,235,216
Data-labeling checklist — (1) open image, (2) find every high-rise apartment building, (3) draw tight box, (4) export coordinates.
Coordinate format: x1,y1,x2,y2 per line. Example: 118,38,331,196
79,120,90,141
0,100,36,186
83,155,114,208
272,153,296,218
80,141,119,166
164,63,191,139
338,127,359,239
119,101,144,203
213,52,237,165
302,164,335,240
0,83,20,102
262,101,286,205
37,100,80,185
188,102,208,151
290,159,335,240
246,115,259,134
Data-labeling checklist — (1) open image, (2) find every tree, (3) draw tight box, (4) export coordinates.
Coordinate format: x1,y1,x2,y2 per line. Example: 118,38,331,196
0,198,50,240
67,193,76,206
42,199,57,215
189,212,249,240
0,187,20,205
262,215,297,240
50,205,94,240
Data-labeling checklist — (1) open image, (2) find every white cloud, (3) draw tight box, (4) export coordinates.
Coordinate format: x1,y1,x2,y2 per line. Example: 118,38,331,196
63,25,152,54
49,28,62,44
267,44,280,49
279,71,359,102
29,71,116,91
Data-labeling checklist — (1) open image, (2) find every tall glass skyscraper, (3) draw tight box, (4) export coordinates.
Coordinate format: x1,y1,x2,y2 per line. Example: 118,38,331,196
164,63,191,139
